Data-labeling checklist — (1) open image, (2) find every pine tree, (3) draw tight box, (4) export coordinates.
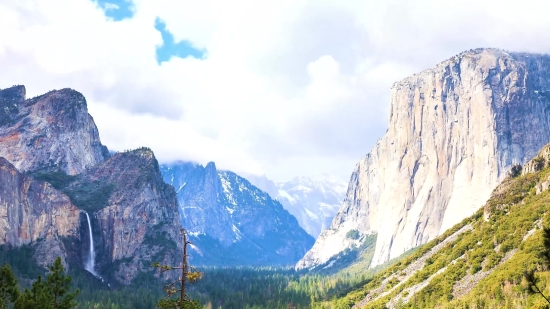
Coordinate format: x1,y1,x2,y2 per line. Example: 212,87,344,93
46,257,79,309
14,276,50,309
0,263,19,309
14,257,79,309
153,228,202,309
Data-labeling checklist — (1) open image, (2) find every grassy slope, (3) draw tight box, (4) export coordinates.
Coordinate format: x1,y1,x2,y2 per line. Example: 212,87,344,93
318,152,550,309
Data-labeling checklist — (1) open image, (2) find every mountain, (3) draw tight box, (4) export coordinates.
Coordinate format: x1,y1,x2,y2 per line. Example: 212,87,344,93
0,85,108,175
160,162,315,266
276,175,347,238
297,48,550,270
245,174,347,238
59,148,182,285
324,143,550,308
0,85,182,286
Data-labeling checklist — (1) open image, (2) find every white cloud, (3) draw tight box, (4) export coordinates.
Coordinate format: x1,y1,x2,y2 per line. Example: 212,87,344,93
1,0,550,182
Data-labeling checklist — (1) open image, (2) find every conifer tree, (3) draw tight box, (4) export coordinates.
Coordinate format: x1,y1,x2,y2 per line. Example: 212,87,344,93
15,257,79,309
46,257,79,309
153,228,202,309
14,276,50,309
0,263,19,309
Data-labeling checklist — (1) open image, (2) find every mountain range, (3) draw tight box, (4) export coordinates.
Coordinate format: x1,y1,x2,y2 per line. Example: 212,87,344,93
0,85,314,287
4,47,550,308
160,162,314,266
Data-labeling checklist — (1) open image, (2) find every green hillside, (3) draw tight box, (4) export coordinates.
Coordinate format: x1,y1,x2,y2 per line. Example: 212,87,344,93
316,144,550,309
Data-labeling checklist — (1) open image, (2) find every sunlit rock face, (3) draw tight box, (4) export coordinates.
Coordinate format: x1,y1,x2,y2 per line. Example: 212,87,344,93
297,48,550,270
0,85,108,175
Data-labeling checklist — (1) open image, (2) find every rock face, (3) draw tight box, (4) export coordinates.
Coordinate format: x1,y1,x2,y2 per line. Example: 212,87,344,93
0,157,81,269
63,148,182,285
0,85,108,175
0,85,182,285
297,48,550,270
161,162,315,266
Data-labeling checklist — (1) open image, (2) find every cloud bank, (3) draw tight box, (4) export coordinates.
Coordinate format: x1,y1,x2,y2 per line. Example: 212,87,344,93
1,0,549,182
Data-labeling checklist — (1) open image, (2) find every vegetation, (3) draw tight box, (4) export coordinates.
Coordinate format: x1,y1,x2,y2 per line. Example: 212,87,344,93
0,264,19,308
152,228,202,309
317,161,550,308
346,230,360,240
62,180,115,212
14,152,550,308
31,170,115,212
0,257,80,309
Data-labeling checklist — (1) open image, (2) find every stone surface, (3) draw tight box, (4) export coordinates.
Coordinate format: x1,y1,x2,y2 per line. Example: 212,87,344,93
65,148,183,285
297,48,550,269
161,162,315,266
0,157,81,268
0,85,108,175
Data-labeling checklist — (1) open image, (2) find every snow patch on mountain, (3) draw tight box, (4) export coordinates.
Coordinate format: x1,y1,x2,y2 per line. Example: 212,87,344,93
244,173,348,238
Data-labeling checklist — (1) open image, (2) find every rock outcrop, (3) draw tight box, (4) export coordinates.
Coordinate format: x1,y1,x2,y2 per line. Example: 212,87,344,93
297,48,550,269
63,148,182,285
0,85,108,175
0,157,81,269
161,162,315,266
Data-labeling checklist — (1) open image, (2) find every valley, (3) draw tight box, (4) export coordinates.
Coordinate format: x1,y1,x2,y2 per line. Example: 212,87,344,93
2,47,550,308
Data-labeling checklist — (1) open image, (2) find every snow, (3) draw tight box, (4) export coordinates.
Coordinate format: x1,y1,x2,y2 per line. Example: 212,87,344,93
322,259,337,269
219,173,237,206
305,208,320,220
177,182,187,193
232,224,243,241
276,189,296,204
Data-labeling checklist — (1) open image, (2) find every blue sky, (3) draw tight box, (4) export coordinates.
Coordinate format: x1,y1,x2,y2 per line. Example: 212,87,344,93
95,0,205,64
95,0,134,21
2,0,550,182
154,18,206,64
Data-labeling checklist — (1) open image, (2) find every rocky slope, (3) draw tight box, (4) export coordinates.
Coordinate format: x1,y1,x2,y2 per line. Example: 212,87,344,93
0,85,109,175
59,148,183,285
298,48,550,270
245,174,347,238
326,143,550,308
161,162,315,266
0,157,81,270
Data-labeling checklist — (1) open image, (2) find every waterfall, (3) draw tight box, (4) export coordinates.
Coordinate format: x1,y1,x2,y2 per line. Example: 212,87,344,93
84,212,98,277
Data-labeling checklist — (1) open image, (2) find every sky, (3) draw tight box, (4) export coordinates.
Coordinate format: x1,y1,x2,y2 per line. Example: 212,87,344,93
1,0,550,182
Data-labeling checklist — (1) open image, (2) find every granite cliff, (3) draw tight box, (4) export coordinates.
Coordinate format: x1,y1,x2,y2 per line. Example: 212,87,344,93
297,48,550,270
0,86,108,175
60,148,183,285
0,157,81,270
